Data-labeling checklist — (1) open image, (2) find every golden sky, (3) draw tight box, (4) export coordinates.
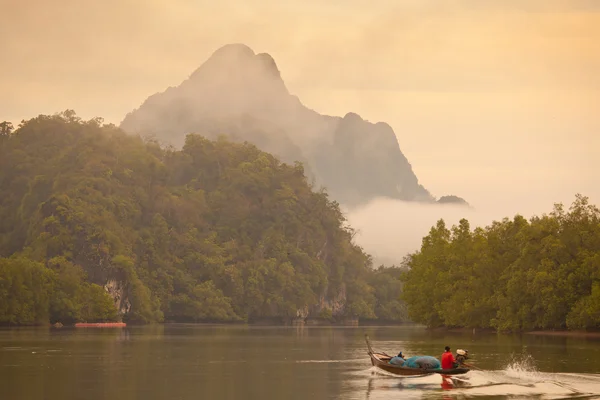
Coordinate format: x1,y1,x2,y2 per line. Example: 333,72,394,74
2,0,598,226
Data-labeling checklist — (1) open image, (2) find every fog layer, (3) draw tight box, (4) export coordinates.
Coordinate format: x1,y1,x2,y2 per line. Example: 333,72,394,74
345,191,595,265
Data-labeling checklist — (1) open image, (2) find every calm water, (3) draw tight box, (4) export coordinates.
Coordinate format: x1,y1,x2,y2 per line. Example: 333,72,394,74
1,324,600,399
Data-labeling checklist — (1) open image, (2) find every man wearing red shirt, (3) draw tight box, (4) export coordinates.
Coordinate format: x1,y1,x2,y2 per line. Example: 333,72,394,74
441,346,456,369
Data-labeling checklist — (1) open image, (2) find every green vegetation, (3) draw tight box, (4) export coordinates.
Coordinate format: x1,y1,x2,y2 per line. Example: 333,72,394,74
0,256,118,325
11,111,594,332
401,194,600,331
0,111,407,325
365,266,408,322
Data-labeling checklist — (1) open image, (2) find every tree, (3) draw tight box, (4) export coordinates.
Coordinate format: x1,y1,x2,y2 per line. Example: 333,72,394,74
0,121,13,138
402,195,600,332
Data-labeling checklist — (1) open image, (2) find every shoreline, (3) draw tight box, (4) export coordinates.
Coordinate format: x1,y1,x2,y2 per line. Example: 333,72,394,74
429,327,600,338
427,327,496,334
524,330,600,338
2,322,600,336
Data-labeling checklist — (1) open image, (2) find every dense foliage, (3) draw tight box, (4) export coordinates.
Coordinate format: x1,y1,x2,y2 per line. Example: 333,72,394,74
365,266,408,322
0,111,401,325
401,195,600,331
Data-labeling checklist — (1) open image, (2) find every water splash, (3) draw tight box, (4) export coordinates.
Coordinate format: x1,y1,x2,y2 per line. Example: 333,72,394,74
503,352,544,381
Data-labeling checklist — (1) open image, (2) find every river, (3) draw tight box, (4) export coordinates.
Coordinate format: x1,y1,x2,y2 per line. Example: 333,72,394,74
1,324,600,399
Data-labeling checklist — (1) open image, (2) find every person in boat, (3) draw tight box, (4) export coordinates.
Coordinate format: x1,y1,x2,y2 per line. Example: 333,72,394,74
454,349,469,367
389,351,406,365
441,346,457,369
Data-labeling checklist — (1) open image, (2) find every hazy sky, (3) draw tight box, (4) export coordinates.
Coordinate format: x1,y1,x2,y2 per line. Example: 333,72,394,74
2,0,598,260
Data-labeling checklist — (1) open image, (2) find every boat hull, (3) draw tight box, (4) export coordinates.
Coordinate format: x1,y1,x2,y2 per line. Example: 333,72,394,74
368,352,470,376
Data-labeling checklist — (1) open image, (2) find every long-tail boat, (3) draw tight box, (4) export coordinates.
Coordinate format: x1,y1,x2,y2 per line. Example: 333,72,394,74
365,334,470,376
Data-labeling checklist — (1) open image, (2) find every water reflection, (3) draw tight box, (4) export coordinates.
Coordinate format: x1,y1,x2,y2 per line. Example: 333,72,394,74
1,325,600,400
359,368,600,400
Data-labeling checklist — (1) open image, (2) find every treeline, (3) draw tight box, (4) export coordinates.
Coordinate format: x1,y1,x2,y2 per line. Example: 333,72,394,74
401,195,600,331
0,111,407,325
0,257,117,325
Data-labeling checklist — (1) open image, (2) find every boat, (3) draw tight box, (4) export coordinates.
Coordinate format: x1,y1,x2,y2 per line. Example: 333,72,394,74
365,334,470,376
74,322,126,328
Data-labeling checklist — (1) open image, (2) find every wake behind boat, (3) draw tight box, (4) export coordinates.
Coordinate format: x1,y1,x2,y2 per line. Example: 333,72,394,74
365,334,470,376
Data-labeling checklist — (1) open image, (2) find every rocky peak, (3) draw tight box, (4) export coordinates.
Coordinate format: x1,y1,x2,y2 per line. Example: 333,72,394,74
120,43,468,208
184,43,288,98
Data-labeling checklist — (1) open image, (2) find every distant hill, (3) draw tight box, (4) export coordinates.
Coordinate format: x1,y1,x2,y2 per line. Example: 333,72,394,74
437,195,471,207
120,44,468,208
0,112,409,325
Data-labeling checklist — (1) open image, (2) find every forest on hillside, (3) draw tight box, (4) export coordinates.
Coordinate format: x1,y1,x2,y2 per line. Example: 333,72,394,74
2,112,595,332
0,112,404,326
401,195,600,331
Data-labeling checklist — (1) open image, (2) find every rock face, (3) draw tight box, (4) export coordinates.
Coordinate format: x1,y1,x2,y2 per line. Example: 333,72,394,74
104,279,131,316
120,43,466,207
312,285,347,317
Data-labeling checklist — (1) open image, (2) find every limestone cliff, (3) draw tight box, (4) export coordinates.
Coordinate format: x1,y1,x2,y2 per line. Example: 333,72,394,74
120,43,466,207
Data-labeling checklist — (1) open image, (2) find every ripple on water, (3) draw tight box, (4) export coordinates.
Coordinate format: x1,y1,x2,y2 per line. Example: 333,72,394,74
343,363,600,399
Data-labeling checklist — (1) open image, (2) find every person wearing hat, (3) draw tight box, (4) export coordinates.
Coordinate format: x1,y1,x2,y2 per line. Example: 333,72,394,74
441,346,456,369
455,349,469,367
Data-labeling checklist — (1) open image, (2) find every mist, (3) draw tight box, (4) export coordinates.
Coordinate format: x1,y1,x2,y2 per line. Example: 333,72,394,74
344,194,578,266
2,0,598,263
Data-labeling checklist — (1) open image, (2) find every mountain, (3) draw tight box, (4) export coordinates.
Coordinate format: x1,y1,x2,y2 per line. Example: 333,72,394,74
120,43,467,207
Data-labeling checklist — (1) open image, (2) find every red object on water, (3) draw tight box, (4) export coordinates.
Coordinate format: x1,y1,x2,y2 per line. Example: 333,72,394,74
74,322,126,328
